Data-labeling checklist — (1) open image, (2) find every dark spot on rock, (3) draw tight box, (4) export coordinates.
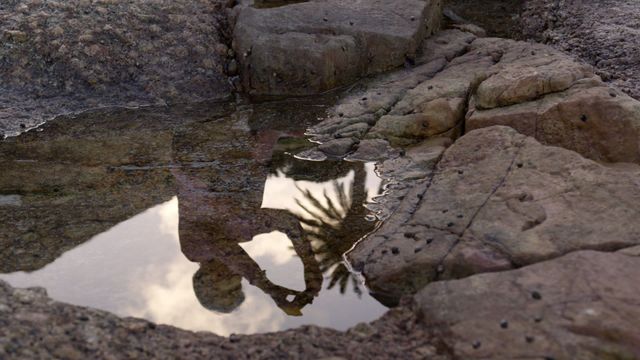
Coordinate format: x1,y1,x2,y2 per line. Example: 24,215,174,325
399,149,406,156
534,315,543,323
410,16,416,21
414,247,422,253
580,114,588,122
404,232,416,239
610,92,617,97
457,169,464,175
472,340,481,349
500,319,508,329
349,21,354,26
531,291,542,300
426,238,433,244
20,123,26,129
391,247,400,255
516,162,523,168
323,17,328,22
525,335,535,343
442,209,448,214
381,249,388,255
361,97,367,101
457,214,463,219
338,113,344,117
531,51,536,55
229,334,240,343
427,85,434,90
77,315,89,321
148,322,157,329
447,222,454,227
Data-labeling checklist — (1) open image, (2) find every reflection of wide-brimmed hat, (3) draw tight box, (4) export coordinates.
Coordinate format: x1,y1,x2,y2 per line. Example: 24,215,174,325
192,259,245,313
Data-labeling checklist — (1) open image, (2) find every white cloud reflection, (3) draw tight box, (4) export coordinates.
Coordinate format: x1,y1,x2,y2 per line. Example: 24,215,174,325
0,166,387,336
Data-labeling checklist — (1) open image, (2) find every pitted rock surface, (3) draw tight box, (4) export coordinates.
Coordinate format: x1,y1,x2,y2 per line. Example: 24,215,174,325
520,0,640,100
307,32,640,167
416,250,640,359
232,0,442,96
349,126,640,302
0,0,232,137
0,280,442,360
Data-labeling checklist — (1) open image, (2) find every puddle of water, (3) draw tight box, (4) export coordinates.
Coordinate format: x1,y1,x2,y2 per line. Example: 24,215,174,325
0,99,388,335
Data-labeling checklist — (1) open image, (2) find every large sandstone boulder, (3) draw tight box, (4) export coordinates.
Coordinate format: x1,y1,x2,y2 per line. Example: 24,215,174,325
416,251,640,359
349,126,640,302
232,0,442,96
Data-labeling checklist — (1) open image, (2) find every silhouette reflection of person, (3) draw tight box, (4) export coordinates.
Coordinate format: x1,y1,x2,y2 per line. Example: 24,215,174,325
173,123,323,316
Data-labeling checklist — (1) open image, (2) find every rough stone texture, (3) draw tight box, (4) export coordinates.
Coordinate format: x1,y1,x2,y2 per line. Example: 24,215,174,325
0,280,443,360
468,77,640,164
306,28,478,154
232,0,442,96
520,0,640,100
349,126,640,302
0,0,232,137
309,30,640,165
417,251,640,359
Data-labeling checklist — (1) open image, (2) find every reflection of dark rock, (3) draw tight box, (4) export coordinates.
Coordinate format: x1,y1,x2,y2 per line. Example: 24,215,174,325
0,107,189,273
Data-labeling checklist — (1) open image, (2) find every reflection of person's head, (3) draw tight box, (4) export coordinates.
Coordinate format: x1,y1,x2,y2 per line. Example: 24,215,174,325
193,259,244,313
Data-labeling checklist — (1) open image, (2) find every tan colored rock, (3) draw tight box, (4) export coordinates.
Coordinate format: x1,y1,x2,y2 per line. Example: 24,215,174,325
349,126,640,302
416,251,640,359
475,39,594,109
468,78,640,163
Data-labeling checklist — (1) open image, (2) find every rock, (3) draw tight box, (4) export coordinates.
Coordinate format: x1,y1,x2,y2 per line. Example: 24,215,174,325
0,279,436,359
345,139,398,162
416,251,640,359
232,0,442,95
0,0,232,137
474,39,594,109
317,138,358,158
618,246,640,257
349,126,640,302
520,0,640,100
468,78,640,163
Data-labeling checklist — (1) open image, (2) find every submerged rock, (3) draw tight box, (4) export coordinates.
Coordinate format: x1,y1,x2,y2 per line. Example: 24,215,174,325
417,250,640,359
232,0,442,96
349,126,640,302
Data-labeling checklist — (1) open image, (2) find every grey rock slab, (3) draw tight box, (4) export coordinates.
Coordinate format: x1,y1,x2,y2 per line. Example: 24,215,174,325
232,0,443,95
416,250,640,359
349,126,640,302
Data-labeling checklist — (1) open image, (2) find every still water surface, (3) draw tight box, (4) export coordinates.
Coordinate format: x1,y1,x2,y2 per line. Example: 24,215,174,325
0,100,388,335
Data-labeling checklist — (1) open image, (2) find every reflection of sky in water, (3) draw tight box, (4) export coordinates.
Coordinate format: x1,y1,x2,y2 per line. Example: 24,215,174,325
0,167,387,336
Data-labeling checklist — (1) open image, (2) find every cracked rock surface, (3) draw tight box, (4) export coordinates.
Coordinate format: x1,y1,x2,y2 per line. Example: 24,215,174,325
349,126,640,302
416,250,640,359
232,0,442,96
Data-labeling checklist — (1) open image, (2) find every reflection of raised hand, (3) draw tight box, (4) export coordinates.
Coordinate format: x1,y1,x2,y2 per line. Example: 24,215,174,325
173,167,323,316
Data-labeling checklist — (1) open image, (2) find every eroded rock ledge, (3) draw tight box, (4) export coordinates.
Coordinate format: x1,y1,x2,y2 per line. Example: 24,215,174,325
349,126,640,301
